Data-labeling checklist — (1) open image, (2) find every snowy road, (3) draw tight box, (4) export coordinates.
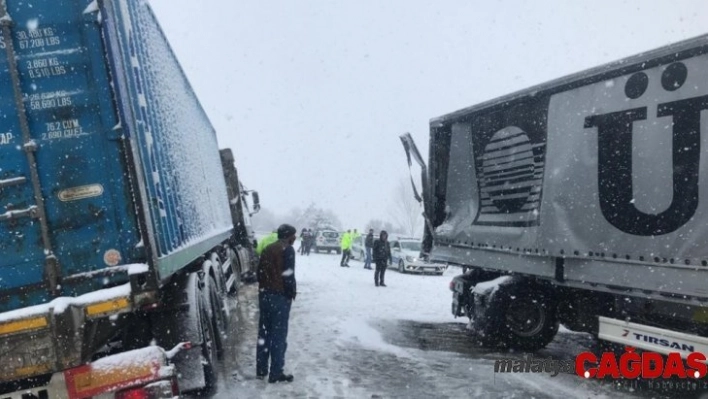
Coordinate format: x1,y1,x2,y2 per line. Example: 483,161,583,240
195,252,704,398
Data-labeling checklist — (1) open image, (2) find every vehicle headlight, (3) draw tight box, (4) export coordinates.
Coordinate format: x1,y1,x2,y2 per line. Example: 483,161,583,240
405,256,416,262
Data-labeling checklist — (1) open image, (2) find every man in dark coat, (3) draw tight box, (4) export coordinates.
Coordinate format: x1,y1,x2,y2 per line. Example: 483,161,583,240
364,229,374,270
305,228,314,255
256,224,297,383
298,228,308,255
372,230,392,287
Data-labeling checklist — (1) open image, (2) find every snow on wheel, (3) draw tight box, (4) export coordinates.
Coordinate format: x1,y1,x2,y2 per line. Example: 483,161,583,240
197,288,219,395
471,277,558,351
226,248,242,297
206,275,228,359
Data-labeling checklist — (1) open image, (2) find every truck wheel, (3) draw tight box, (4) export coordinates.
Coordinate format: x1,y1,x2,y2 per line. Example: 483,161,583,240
475,284,558,351
207,275,227,359
228,255,242,297
398,260,405,273
210,253,227,295
197,291,218,395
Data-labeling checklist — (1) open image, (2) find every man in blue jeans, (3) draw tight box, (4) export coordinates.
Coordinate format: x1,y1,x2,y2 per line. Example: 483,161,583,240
256,224,297,383
364,229,374,270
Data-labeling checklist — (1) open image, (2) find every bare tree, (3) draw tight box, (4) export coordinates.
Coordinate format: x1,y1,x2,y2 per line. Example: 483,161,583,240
252,202,343,232
251,207,277,233
367,219,402,235
365,219,385,232
389,178,423,237
383,221,397,234
288,202,342,231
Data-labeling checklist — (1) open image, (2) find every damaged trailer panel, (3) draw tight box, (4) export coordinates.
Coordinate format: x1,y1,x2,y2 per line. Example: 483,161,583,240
410,34,708,302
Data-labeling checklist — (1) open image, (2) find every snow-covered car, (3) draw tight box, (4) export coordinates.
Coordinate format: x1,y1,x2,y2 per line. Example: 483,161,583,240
313,230,341,254
351,233,377,260
390,238,447,275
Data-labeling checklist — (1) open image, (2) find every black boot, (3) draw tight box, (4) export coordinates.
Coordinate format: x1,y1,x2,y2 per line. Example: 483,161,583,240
268,374,294,383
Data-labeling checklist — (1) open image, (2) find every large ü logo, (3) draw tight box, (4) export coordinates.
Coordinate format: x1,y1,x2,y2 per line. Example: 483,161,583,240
584,62,708,236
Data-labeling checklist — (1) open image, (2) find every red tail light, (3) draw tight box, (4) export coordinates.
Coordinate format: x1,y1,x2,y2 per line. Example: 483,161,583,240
115,379,178,399
449,281,455,291
116,387,149,399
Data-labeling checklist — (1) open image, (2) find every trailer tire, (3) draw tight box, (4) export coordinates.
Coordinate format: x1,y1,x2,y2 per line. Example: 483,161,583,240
206,275,228,359
210,253,227,295
228,253,242,297
474,283,558,351
197,291,218,396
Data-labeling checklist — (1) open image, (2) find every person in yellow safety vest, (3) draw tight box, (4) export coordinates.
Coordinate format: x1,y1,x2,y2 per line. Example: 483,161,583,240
351,229,360,243
256,231,278,256
340,229,352,267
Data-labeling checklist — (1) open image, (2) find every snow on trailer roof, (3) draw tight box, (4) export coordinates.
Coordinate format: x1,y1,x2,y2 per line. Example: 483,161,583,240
430,33,708,126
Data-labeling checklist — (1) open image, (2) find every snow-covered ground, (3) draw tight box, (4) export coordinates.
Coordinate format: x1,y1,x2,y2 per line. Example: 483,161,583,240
201,251,693,399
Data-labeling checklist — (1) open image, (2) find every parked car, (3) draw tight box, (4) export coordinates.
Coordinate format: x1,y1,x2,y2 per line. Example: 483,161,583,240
313,230,341,254
390,238,447,275
351,233,378,260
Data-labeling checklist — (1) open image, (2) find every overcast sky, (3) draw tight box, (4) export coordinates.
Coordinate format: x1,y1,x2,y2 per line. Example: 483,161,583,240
148,0,708,231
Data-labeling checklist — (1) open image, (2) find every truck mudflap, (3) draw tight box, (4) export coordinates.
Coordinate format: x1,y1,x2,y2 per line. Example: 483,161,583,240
599,316,708,358
1,346,177,399
0,283,141,383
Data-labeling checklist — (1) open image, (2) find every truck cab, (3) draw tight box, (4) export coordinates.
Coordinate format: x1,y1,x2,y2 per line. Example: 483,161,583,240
220,148,260,289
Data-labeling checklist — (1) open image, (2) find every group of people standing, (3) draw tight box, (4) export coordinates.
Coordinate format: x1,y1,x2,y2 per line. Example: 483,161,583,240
341,228,392,287
298,228,315,255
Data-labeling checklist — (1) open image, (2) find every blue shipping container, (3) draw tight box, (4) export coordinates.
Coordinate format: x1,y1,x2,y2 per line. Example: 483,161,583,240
0,0,233,313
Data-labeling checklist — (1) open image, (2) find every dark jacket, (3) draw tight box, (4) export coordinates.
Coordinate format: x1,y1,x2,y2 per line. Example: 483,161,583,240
365,233,374,248
372,239,391,263
258,240,297,299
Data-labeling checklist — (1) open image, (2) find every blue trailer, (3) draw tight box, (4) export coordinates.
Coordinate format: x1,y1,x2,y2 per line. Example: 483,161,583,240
0,0,257,397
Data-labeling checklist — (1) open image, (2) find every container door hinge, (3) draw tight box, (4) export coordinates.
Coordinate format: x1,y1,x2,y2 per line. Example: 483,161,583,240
44,255,62,297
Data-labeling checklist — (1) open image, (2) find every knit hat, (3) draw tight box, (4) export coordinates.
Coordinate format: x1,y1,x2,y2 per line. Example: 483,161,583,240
278,224,297,239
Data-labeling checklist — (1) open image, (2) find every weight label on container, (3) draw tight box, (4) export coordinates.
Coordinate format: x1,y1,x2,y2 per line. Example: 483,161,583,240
28,91,73,111
25,57,67,78
58,184,103,202
16,27,61,50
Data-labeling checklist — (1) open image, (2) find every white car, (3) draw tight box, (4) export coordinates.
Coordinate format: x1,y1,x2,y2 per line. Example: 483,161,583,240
390,238,447,275
313,230,341,254
351,233,377,261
